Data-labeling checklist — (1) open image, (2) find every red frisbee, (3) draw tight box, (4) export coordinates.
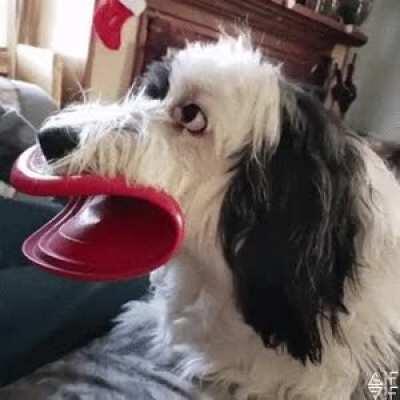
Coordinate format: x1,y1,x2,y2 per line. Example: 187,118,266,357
10,146,184,281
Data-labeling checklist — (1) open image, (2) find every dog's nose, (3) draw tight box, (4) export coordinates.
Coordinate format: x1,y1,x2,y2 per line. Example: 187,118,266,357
38,127,78,161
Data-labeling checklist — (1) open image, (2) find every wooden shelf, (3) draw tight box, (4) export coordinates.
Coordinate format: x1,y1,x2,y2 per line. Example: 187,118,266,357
277,1,368,47
174,0,368,48
134,0,368,85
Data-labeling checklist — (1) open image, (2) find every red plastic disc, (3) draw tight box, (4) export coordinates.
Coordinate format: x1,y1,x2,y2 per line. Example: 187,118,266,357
10,146,184,281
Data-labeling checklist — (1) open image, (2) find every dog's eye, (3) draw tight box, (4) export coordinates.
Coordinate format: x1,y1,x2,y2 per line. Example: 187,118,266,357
172,103,207,135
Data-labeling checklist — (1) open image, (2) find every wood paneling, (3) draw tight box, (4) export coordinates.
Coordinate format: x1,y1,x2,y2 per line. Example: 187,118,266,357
0,49,9,76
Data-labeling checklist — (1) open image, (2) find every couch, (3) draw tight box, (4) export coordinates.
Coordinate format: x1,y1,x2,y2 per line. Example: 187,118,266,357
0,80,149,386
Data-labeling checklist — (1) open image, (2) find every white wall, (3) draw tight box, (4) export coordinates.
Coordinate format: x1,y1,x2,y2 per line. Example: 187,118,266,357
18,0,137,103
0,0,8,47
347,0,400,141
34,0,95,102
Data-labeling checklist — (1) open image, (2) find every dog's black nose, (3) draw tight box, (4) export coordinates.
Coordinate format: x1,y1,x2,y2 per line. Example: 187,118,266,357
38,127,78,161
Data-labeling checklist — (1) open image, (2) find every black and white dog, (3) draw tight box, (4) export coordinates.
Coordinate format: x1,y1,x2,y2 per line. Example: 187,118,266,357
15,35,400,399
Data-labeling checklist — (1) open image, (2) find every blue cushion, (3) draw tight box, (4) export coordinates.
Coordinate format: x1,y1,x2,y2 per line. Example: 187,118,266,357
0,198,149,386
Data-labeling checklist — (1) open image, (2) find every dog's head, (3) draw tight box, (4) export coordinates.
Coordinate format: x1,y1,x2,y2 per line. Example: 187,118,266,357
39,35,369,364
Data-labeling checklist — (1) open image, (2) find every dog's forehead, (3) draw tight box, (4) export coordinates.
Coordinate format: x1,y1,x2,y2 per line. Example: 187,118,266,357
176,37,261,65
143,37,280,103
168,37,268,91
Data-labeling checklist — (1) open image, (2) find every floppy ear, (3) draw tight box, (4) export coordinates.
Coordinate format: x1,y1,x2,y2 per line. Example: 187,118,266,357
219,84,367,364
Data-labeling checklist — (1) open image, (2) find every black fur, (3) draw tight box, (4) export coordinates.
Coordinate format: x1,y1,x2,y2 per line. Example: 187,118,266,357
143,61,171,100
219,84,368,364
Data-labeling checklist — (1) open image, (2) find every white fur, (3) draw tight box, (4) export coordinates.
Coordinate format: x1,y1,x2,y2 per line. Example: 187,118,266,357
43,35,400,399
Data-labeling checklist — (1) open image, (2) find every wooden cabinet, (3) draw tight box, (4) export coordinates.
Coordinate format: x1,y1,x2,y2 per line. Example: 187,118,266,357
0,49,9,77
131,0,367,89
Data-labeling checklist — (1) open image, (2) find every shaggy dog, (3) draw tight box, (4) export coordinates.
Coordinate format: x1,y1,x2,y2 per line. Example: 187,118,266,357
10,35,400,399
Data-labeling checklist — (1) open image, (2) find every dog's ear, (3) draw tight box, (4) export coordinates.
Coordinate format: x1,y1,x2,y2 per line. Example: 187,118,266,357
219,84,367,364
